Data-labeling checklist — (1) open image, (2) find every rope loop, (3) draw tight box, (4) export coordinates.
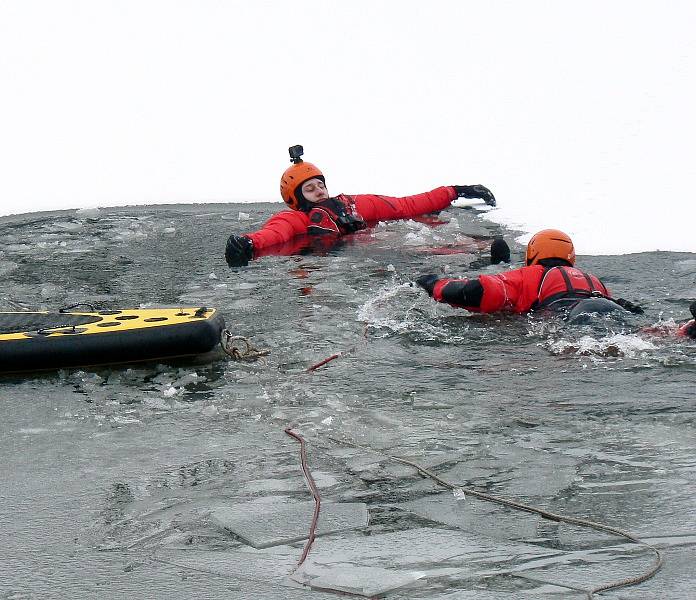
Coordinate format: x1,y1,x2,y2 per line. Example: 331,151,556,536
220,329,270,362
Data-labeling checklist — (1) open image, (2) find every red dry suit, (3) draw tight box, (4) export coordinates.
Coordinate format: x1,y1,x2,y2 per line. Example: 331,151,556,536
433,264,612,313
244,186,457,252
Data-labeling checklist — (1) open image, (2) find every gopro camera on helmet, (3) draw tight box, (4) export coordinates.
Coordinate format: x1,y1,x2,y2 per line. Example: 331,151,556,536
288,145,304,164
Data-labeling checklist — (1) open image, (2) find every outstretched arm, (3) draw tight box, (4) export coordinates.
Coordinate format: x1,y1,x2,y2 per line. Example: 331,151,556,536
225,210,312,266
417,275,484,309
415,239,513,311
245,211,311,250
417,269,531,313
353,184,496,223
353,186,457,222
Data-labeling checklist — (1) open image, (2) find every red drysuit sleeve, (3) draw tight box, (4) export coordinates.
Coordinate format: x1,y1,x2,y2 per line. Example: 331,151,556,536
433,266,546,313
352,186,456,222
244,210,311,251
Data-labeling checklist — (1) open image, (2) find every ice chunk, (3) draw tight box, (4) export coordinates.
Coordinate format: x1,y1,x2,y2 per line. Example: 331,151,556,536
311,471,340,489
291,528,565,593
211,500,368,549
76,206,101,218
152,548,298,584
143,397,171,410
399,495,541,542
295,565,425,596
53,220,83,231
201,405,219,418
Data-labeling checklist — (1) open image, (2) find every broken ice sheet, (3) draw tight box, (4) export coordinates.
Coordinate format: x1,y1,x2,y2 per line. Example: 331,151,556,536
211,500,368,548
293,565,425,597
289,528,564,595
398,493,542,541
152,547,298,583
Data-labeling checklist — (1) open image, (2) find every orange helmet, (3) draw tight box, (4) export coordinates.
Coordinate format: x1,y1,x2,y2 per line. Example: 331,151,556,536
525,229,576,266
280,161,325,210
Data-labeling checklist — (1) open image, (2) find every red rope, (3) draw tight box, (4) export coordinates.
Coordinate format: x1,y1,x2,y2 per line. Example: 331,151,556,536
306,352,342,372
306,326,370,372
284,427,321,568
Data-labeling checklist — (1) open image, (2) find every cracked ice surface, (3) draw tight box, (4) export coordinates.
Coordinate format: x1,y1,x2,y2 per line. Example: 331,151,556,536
211,499,368,548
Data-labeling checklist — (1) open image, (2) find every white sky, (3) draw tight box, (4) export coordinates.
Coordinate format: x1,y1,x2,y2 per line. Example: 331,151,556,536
1,0,695,254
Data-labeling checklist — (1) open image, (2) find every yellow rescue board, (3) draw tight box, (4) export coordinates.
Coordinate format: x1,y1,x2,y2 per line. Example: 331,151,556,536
0,307,225,373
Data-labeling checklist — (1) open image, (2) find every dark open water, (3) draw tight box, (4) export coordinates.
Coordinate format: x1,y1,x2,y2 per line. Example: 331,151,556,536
1,203,694,599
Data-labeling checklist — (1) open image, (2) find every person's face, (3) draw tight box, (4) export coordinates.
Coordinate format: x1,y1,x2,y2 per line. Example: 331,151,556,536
300,178,329,204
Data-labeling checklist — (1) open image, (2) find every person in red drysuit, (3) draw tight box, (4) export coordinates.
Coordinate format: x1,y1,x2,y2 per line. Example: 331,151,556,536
224,145,496,266
417,229,644,319
418,229,696,338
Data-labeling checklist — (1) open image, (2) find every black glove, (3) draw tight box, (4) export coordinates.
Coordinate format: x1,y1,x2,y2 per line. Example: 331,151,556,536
225,235,253,267
614,298,644,314
416,274,440,296
490,237,510,264
690,300,696,320
453,184,496,207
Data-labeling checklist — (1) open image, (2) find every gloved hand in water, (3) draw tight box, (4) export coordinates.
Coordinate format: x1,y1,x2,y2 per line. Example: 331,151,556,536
490,237,510,264
225,235,254,267
453,185,496,207
416,274,440,296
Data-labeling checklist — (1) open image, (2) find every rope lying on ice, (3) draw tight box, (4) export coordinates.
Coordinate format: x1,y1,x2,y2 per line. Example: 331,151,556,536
284,427,322,570
330,436,663,599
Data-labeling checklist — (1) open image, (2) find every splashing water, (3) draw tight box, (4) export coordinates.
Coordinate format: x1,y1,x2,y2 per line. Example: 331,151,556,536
544,332,659,358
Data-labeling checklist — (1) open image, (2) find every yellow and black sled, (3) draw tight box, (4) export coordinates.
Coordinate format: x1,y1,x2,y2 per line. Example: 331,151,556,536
0,306,225,373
